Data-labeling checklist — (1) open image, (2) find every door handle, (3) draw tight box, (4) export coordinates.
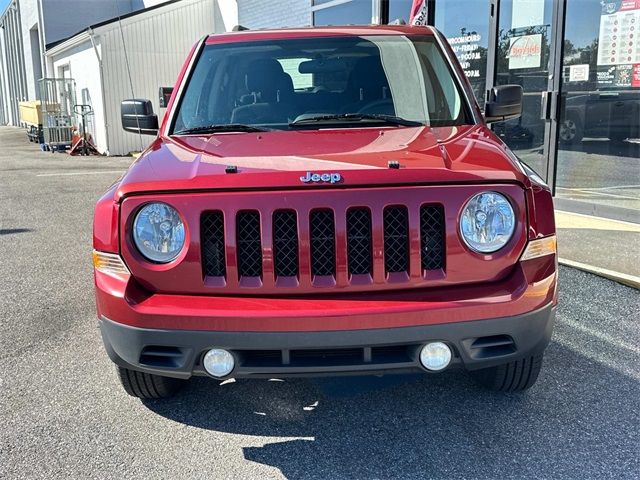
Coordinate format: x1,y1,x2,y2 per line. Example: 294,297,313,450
540,91,559,121
540,92,549,120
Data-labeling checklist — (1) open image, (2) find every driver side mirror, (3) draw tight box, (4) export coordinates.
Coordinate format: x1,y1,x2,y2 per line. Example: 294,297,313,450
121,99,159,135
484,85,523,123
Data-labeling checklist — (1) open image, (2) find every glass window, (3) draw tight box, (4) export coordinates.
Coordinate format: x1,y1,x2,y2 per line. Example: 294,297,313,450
556,0,640,215
388,0,414,24
313,0,373,26
493,0,554,179
495,0,552,90
172,35,471,133
277,58,313,90
435,0,490,104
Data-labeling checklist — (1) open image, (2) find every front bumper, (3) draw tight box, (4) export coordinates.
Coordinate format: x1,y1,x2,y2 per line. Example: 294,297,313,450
100,303,555,379
96,251,557,378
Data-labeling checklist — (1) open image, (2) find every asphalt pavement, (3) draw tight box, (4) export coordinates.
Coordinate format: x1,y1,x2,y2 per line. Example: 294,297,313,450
1,126,639,479
555,210,640,285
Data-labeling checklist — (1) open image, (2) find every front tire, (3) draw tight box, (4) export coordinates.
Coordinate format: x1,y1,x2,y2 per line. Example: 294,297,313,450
470,354,543,392
559,117,582,144
116,366,186,399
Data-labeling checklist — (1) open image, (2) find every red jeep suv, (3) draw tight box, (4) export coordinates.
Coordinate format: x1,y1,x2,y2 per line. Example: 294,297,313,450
93,26,557,399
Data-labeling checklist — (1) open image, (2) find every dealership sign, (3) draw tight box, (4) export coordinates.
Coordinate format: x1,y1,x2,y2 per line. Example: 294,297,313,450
569,64,590,82
448,33,483,78
597,0,640,66
509,34,542,69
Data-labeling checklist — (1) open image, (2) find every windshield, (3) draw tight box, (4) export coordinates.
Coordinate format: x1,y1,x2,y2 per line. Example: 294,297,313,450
171,35,471,134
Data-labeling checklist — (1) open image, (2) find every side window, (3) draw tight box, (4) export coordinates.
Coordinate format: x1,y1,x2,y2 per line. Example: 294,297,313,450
277,58,313,90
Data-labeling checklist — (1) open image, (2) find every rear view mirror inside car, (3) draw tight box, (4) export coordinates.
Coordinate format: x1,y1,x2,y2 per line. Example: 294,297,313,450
298,58,347,74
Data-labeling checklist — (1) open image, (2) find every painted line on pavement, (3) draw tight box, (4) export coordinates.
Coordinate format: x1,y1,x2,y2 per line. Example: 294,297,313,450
559,257,639,290
555,188,639,201
558,316,640,355
573,190,638,201
555,210,640,227
557,184,640,191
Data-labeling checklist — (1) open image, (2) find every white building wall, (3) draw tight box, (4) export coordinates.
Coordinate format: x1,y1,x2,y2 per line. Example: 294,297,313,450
50,39,107,153
238,0,310,29
0,26,9,124
19,0,42,101
0,0,28,125
2,0,145,115
100,0,228,155
216,0,239,31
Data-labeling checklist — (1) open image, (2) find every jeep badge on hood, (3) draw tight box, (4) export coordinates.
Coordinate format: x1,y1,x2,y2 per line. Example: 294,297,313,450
300,172,342,184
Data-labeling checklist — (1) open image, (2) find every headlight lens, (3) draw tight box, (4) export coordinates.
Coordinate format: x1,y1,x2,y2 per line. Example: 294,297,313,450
460,192,515,253
133,202,185,263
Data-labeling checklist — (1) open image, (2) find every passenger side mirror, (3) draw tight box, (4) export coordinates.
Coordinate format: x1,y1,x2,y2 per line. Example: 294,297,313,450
121,99,159,135
484,85,523,123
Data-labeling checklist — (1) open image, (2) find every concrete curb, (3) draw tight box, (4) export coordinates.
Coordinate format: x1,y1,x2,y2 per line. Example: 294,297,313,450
559,258,640,290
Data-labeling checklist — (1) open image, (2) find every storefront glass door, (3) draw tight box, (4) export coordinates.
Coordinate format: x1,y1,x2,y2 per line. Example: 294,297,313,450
492,0,558,181
434,0,491,104
556,0,640,219
430,0,636,219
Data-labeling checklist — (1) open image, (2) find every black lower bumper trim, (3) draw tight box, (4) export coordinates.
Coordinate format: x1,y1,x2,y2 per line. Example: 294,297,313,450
100,304,555,379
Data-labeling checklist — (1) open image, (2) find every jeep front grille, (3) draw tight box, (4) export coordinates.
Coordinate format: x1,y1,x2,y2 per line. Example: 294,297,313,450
200,203,445,289
346,208,372,275
310,210,336,277
420,205,445,271
201,211,226,277
273,210,298,277
383,206,409,273
236,211,262,277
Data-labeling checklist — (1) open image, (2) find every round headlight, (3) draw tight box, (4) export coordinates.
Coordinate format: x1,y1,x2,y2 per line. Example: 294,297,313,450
460,192,515,253
133,202,185,263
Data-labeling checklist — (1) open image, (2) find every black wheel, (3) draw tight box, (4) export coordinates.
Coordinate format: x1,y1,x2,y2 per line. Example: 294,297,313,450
470,354,543,392
559,117,582,144
116,366,186,399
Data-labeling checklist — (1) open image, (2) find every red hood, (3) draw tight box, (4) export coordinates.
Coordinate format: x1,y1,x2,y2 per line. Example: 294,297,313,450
115,125,528,199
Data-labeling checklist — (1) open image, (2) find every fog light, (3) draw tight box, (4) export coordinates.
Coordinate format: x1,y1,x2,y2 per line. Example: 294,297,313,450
419,342,452,371
203,349,235,377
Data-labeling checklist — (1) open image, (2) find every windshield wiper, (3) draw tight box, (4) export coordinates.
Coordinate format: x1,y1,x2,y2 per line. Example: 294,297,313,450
289,113,424,128
174,124,271,134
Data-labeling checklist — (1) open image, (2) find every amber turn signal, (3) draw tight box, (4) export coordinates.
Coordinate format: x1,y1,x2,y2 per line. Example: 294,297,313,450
520,235,557,261
92,250,130,276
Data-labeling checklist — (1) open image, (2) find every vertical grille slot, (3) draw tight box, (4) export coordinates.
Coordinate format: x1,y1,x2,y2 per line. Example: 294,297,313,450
310,210,336,277
236,211,262,277
383,206,409,273
273,210,299,277
201,211,226,277
347,208,372,275
420,204,445,271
